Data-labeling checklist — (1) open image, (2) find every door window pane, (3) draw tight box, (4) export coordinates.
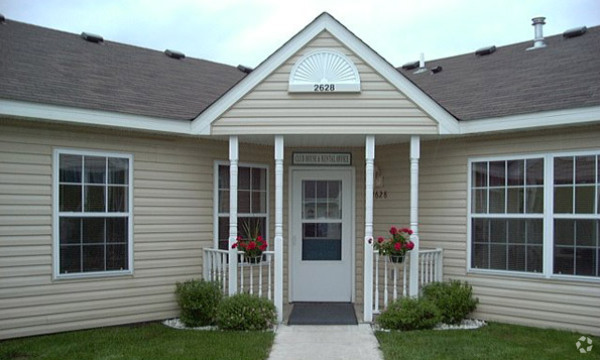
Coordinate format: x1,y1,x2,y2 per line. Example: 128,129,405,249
302,223,342,261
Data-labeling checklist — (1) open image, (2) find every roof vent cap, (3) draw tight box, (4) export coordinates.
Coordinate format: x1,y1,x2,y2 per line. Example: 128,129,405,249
431,66,443,74
81,32,104,43
475,45,496,56
413,53,428,74
237,64,253,74
401,61,419,70
527,16,546,50
164,49,185,59
563,26,587,38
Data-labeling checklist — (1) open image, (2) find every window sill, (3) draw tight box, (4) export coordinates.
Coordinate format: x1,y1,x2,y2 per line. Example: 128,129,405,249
468,268,546,280
54,270,133,281
467,268,600,283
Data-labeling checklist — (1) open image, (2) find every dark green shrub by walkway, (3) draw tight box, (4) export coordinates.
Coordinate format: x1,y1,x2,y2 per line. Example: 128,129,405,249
377,297,441,331
422,280,478,324
175,279,222,327
216,293,276,331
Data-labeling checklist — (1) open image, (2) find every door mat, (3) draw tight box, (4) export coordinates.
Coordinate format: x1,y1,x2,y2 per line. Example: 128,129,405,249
288,302,358,325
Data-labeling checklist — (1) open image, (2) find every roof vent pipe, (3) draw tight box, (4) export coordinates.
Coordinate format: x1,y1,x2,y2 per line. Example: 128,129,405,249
527,17,546,50
413,53,427,74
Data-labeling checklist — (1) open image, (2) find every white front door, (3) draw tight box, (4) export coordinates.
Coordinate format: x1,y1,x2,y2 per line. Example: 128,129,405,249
291,168,353,302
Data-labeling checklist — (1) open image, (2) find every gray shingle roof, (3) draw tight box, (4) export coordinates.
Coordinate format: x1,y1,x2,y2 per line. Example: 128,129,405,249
1,19,599,122
0,20,246,120
399,26,600,120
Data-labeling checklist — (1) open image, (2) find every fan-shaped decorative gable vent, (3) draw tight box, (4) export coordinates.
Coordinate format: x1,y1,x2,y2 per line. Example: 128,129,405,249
289,49,361,93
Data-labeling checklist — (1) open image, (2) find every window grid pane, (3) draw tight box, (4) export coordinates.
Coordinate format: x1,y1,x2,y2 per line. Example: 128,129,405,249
58,152,130,275
472,155,599,278
470,158,544,274
217,165,268,251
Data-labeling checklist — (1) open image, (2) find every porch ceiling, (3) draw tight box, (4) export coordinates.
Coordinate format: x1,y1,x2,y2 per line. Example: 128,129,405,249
215,134,418,147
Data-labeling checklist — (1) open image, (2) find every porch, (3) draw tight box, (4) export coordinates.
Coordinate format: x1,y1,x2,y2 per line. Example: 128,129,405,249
202,135,441,323
202,247,443,322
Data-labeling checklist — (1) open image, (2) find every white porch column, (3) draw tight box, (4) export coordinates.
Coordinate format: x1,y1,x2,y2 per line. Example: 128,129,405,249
409,136,420,297
274,136,284,323
363,135,375,322
228,136,239,296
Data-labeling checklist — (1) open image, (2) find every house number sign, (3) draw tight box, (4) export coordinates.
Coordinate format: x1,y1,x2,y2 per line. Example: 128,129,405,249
293,152,352,166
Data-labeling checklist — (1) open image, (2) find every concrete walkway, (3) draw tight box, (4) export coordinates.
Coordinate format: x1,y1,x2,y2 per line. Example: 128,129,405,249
267,324,384,360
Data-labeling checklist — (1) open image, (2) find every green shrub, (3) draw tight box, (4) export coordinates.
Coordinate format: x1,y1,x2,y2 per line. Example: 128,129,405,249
377,297,441,331
422,280,479,324
216,293,276,331
175,279,222,327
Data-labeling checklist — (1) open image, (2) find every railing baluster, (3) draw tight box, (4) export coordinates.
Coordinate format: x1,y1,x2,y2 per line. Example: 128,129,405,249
240,254,244,293
383,256,389,308
402,256,407,297
250,261,254,295
374,252,379,313
393,264,398,301
267,253,272,300
258,260,263,297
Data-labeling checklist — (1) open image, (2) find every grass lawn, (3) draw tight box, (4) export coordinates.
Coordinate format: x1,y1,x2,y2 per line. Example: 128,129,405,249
376,322,600,360
0,322,275,360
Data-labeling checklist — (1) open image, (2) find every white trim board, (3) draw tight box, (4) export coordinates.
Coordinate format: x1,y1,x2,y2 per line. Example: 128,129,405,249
1,99,192,135
459,105,600,134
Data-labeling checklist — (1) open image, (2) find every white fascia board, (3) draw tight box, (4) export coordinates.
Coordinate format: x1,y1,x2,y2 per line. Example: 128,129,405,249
459,105,600,134
190,12,460,136
0,99,192,134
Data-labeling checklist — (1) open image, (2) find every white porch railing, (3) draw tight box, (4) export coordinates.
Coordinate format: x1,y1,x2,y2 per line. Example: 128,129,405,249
203,248,275,301
373,248,443,314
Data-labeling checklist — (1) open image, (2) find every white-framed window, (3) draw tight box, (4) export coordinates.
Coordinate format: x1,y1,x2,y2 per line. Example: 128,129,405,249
53,149,133,278
468,151,600,280
214,162,268,250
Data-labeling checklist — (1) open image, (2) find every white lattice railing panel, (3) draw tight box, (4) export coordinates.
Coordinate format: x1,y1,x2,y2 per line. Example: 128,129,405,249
373,248,443,314
202,249,275,301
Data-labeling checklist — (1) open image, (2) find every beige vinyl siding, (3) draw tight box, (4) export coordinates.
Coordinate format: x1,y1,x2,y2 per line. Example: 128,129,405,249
212,31,438,135
0,119,260,339
371,126,600,335
416,125,600,335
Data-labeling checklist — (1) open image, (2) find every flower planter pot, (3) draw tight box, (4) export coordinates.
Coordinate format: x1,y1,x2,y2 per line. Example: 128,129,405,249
245,254,263,264
388,255,405,264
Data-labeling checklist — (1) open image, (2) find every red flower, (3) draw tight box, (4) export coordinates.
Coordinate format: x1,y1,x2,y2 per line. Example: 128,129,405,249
232,243,238,249
394,242,402,251
377,237,385,243
239,242,246,249
257,235,263,242
259,244,267,251
389,226,398,235
236,236,242,241
406,241,414,250
247,241,256,250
